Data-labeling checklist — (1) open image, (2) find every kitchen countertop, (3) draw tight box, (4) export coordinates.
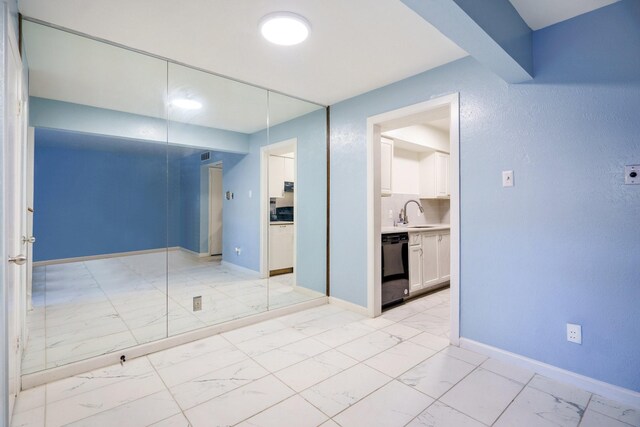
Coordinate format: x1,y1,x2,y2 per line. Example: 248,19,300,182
381,224,450,234
270,221,294,225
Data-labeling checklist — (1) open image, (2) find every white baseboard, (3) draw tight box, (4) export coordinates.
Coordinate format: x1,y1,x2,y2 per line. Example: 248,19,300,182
33,247,178,266
221,260,261,278
178,247,210,258
459,338,640,409
329,296,370,317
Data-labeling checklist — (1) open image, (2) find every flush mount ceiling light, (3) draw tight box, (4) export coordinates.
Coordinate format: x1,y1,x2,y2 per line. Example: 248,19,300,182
170,98,202,110
259,12,310,46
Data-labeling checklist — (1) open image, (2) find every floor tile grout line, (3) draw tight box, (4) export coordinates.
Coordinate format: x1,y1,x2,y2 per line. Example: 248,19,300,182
577,393,594,427
145,354,194,427
488,373,535,426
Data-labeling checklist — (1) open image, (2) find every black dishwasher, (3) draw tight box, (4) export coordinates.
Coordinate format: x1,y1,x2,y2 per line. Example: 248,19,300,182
381,232,409,308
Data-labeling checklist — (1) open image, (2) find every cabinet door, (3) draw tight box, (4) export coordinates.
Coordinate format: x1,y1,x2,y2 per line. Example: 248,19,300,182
421,233,439,288
284,157,295,183
380,138,393,196
409,245,422,293
269,224,294,270
269,156,285,198
436,152,449,198
438,232,450,281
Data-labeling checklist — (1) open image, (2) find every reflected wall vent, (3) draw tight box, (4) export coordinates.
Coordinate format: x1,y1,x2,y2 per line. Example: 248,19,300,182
201,152,211,161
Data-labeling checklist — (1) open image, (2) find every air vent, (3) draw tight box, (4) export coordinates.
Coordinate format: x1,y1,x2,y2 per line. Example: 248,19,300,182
201,152,211,161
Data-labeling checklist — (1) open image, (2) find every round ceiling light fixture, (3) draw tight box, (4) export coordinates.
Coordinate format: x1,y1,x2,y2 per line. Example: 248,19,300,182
259,12,310,46
170,98,202,110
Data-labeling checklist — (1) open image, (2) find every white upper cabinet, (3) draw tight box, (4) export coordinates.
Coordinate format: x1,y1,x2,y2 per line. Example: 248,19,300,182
284,157,294,183
419,151,450,199
269,155,285,198
380,137,393,197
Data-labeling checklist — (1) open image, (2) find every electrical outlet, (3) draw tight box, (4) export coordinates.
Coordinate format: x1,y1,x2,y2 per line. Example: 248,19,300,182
235,247,241,256
625,165,639,184
193,296,202,311
567,323,582,344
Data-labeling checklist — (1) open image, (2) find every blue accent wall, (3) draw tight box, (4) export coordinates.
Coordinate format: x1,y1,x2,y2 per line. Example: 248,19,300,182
33,129,179,261
330,0,640,391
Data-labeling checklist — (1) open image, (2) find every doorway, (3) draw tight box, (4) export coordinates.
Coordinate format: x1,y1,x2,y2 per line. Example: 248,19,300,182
208,164,223,256
367,94,460,345
260,138,297,280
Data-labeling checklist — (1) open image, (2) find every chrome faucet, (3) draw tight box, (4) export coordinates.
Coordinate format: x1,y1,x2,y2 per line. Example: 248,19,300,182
399,199,424,224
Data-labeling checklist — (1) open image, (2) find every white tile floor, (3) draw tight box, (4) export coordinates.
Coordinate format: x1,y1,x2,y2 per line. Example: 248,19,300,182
23,250,323,374
12,288,639,427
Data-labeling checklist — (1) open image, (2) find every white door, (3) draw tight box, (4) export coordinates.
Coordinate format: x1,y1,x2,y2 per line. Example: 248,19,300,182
25,127,35,311
209,167,223,255
5,25,26,418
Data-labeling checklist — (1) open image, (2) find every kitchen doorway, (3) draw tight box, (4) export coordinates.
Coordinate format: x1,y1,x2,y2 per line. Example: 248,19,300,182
367,94,460,345
260,138,297,280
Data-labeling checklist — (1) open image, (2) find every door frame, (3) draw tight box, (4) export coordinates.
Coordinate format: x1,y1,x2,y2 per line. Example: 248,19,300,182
208,162,223,256
366,93,461,345
260,138,297,279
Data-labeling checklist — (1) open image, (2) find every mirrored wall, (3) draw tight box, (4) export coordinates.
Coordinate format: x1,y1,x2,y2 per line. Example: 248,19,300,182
22,21,327,375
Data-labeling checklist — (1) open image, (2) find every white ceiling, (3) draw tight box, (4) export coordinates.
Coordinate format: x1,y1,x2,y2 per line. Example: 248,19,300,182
509,0,619,30
23,21,321,134
18,0,468,106
19,0,621,110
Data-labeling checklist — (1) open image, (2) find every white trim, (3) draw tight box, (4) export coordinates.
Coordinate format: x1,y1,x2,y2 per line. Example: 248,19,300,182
366,94,461,345
32,247,180,266
260,138,297,281
329,296,370,317
22,297,328,389
460,338,640,409
220,260,261,278
178,247,210,258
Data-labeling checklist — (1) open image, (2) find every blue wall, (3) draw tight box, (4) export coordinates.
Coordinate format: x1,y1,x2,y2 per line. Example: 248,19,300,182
330,1,640,391
218,108,327,293
33,129,180,261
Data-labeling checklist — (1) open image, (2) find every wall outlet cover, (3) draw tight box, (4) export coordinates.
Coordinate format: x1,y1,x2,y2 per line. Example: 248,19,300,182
567,323,582,344
193,296,202,312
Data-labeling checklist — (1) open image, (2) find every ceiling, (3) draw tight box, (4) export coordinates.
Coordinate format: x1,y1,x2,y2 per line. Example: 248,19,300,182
19,0,620,107
508,0,619,30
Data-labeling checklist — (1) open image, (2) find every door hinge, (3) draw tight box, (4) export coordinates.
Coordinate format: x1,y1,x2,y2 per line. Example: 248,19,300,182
17,99,22,116
16,337,20,351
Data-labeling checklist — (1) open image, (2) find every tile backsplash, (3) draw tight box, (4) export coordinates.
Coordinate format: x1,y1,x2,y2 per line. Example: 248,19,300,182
380,193,450,227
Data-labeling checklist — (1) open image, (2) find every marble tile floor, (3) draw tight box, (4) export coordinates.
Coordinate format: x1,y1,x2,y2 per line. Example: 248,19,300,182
12,289,640,427
23,250,323,374
11,287,639,427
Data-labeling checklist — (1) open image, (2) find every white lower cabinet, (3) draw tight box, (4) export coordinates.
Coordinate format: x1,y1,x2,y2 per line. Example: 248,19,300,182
421,233,440,289
408,245,422,293
408,229,451,296
269,224,294,270
438,232,450,281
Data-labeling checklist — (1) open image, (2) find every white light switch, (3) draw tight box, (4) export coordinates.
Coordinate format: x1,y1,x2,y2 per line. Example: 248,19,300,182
248,190,252,198
625,165,639,185
502,170,514,187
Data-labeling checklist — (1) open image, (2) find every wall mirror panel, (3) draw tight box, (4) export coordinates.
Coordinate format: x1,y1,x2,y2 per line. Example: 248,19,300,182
23,21,170,374
21,20,327,377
